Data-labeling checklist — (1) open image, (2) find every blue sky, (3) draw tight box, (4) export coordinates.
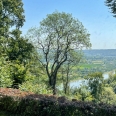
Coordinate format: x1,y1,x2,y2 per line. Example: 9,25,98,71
21,0,116,49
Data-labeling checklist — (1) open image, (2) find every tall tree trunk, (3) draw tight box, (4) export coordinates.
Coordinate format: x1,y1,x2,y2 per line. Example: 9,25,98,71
48,73,57,95
53,84,56,95
62,63,70,95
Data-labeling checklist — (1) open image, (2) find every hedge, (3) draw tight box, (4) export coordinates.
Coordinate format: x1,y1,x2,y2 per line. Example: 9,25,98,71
0,95,116,116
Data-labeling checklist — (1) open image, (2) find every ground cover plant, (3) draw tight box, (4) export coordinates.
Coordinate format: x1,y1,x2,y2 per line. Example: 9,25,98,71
0,88,116,116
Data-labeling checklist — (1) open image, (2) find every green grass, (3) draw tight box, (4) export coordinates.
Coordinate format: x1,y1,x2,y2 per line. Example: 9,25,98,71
73,63,101,70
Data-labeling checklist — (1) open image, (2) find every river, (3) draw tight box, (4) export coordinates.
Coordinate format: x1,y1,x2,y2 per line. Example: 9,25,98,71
69,70,115,88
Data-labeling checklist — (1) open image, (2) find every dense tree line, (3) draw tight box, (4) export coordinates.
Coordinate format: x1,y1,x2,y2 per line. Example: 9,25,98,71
0,0,43,89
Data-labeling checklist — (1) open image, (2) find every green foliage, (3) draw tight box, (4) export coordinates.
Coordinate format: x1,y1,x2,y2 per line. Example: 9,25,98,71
0,0,32,88
0,111,8,116
19,79,52,94
101,87,116,105
85,72,104,102
0,96,19,112
0,95,116,116
105,0,116,17
58,51,83,95
105,73,116,93
6,37,34,64
72,85,93,101
0,37,42,88
26,11,91,94
0,73,12,88
0,0,25,37
0,57,12,87
0,0,25,67
4,37,36,88
0,56,26,88
9,62,27,88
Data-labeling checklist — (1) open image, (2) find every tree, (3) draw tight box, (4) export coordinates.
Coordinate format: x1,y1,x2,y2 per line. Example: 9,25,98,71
105,0,116,17
0,0,25,57
60,51,83,94
101,87,116,105
0,0,43,89
27,11,91,95
6,38,43,88
0,0,25,56
105,73,116,93
6,37,34,65
72,85,92,101
0,56,13,88
0,0,25,37
86,72,104,102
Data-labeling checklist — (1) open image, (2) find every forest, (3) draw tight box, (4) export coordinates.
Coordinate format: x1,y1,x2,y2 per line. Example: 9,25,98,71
0,0,116,116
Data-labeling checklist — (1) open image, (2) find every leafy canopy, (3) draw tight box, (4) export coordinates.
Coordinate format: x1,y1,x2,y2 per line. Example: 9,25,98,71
27,11,91,94
105,0,116,17
0,0,25,37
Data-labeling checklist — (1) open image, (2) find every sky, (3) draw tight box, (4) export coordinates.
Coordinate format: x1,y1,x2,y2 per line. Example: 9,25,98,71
21,0,116,49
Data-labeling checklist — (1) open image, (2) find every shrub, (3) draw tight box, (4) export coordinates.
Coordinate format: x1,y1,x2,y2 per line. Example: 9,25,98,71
0,94,116,116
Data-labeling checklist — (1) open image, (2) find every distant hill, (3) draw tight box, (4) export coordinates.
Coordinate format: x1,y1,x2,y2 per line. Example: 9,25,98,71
83,49,116,57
